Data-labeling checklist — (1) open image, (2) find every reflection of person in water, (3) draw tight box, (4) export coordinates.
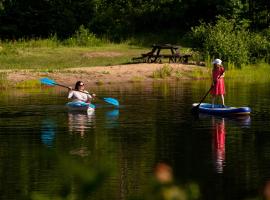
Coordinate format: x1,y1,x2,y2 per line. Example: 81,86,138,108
212,117,226,173
68,112,95,157
68,112,95,138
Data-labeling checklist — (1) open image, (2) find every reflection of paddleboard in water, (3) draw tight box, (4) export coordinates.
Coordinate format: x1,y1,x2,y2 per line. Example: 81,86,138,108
68,112,95,137
198,113,251,128
41,119,56,147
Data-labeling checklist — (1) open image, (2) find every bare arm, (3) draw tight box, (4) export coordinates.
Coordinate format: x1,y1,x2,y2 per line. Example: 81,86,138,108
68,90,74,99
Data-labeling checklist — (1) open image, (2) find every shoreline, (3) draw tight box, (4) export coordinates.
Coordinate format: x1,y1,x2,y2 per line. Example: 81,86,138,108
2,63,209,87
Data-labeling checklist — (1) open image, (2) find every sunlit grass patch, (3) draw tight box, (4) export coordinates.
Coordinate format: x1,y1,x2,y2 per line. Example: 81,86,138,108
226,63,270,83
130,76,145,82
152,64,173,79
15,79,41,88
174,70,182,79
190,68,211,79
95,80,104,86
0,43,147,70
0,72,8,88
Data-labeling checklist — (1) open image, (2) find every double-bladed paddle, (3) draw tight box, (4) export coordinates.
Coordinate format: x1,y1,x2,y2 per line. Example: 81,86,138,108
40,77,119,107
191,71,224,114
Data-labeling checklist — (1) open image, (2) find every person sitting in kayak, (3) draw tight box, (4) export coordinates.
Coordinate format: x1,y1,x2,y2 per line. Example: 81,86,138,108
68,81,96,103
211,59,225,108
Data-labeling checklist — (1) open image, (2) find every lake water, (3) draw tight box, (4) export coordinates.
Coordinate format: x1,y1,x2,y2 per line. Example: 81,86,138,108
1,80,270,200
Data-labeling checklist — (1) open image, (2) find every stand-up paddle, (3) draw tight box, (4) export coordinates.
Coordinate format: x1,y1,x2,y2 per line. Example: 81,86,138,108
40,77,119,107
191,72,224,114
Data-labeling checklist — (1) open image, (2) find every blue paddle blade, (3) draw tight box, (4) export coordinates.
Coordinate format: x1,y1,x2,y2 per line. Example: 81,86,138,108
40,78,56,86
103,97,119,107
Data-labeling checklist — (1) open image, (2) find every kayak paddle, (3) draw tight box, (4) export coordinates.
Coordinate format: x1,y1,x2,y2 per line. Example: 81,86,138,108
40,77,119,107
191,71,224,114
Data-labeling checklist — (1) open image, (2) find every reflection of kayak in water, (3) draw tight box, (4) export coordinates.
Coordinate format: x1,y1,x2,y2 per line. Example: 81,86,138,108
192,103,251,115
66,101,95,115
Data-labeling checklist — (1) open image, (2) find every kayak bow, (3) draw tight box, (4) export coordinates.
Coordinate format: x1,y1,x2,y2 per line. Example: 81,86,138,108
66,101,95,114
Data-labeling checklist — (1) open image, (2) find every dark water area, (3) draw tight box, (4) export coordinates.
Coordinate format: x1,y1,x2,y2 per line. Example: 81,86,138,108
1,80,270,200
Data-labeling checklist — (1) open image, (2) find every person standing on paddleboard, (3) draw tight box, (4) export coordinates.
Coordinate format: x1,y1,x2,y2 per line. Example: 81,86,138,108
211,59,225,108
68,81,96,103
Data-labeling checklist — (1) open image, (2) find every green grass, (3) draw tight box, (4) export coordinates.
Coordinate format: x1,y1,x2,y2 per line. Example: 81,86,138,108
0,72,8,88
0,39,148,70
14,79,41,88
130,76,145,82
1,38,269,83
152,64,173,79
187,61,270,82
0,34,196,70
226,63,270,83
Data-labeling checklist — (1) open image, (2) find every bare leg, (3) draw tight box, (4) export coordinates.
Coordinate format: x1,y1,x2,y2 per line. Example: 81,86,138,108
212,96,216,108
221,95,225,106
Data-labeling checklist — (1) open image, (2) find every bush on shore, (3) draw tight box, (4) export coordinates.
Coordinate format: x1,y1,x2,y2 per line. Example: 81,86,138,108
190,16,270,67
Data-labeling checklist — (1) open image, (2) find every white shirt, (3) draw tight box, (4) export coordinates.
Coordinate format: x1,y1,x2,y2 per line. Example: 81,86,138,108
68,90,92,102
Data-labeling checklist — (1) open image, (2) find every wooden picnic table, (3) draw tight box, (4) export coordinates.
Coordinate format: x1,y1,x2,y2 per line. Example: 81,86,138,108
132,44,192,64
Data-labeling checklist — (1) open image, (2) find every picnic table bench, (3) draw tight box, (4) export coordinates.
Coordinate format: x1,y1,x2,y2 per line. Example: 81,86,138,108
132,44,192,64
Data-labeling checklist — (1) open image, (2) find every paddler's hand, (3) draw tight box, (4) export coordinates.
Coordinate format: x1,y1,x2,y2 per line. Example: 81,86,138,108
91,93,96,98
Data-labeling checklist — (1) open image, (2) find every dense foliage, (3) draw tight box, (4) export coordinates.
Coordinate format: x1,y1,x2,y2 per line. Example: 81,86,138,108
190,17,270,66
0,0,269,65
0,0,269,40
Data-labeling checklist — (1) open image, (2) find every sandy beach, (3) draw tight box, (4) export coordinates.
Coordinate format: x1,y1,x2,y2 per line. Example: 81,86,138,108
5,63,208,86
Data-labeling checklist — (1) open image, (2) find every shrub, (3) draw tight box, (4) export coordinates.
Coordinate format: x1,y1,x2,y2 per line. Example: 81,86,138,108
248,32,270,63
190,16,270,66
64,25,104,47
152,64,173,79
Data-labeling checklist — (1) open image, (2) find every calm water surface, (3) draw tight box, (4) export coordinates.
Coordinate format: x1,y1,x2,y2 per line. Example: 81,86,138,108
1,80,270,200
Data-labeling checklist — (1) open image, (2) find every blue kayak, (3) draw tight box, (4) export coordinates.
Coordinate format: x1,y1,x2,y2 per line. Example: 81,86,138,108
66,101,95,114
192,103,251,115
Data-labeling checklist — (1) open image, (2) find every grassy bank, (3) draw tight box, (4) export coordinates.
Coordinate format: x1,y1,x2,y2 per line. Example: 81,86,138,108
225,63,270,83
1,38,270,86
0,32,194,70
0,40,148,70
149,62,270,82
